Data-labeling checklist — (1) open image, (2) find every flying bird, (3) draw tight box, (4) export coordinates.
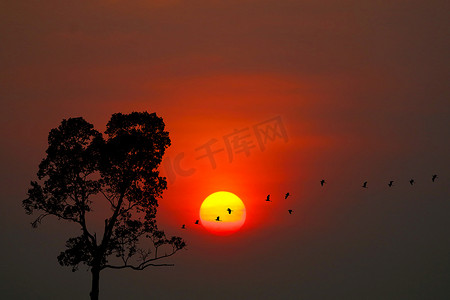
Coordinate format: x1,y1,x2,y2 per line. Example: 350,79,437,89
285,193,290,199
195,220,199,224
181,224,186,229
227,208,232,214
320,179,326,186
288,209,293,214
362,181,368,188
432,174,438,182
266,194,271,202
409,179,415,186
215,216,221,221
388,181,394,187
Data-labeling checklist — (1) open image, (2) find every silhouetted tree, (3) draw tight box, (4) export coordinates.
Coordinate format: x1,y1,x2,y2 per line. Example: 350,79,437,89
23,112,186,300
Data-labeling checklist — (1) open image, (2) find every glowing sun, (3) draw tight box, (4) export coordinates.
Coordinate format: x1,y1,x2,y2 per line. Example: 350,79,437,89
199,191,246,235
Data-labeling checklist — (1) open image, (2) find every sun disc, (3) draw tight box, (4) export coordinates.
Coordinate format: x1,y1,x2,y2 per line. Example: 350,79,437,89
199,191,246,235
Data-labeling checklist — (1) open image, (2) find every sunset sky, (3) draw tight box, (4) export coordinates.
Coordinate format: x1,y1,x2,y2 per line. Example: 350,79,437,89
1,1,449,299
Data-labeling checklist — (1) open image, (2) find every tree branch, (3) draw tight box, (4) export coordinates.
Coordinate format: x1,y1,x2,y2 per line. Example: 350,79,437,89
101,244,181,271
100,189,116,209
102,263,174,270
74,175,96,247
31,213,50,228
101,185,128,251
119,202,139,216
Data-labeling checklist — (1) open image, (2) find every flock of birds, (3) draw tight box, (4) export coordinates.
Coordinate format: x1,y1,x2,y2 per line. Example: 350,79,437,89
180,174,439,229
181,204,235,229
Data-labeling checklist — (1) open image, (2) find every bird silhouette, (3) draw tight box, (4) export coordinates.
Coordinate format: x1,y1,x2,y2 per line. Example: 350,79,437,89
195,220,199,224
227,208,232,214
409,179,415,186
320,179,326,186
388,181,394,187
288,209,293,214
362,181,368,188
432,174,438,182
181,224,186,229
215,216,221,221
266,194,271,202
285,193,290,199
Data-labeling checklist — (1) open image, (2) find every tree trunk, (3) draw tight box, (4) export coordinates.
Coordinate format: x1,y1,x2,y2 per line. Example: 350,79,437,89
90,267,100,300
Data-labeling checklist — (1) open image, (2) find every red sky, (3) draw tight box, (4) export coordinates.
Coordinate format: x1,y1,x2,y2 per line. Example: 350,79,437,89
1,1,449,299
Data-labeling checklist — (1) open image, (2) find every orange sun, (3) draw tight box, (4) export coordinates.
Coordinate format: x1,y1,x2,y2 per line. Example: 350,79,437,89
199,191,246,235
